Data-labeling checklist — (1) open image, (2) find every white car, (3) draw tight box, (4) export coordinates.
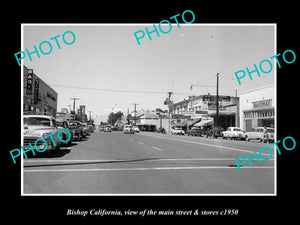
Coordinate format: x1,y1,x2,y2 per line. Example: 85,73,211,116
222,127,246,140
133,126,140,133
123,125,134,134
23,115,61,152
171,127,185,135
245,127,268,142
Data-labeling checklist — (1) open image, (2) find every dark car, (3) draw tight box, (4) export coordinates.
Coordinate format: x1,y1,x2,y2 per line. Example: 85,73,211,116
56,118,73,146
186,127,202,136
68,121,83,141
205,126,224,138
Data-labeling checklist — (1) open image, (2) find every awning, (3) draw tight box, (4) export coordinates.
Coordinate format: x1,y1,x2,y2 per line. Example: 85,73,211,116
194,120,212,127
173,118,201,128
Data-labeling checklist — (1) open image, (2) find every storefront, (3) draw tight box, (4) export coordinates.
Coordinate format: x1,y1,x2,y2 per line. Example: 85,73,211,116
23,66,58,117
239,85,275,132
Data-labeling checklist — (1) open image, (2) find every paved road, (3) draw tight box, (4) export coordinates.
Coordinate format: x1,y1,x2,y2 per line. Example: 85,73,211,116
23,131,275,194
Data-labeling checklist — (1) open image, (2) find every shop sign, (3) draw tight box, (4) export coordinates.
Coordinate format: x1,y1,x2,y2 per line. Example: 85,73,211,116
26,69,33,95
253,99,272,109
33,79,39,104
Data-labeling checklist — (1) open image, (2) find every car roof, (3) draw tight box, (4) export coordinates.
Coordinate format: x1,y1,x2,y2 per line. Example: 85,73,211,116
23,115,55,120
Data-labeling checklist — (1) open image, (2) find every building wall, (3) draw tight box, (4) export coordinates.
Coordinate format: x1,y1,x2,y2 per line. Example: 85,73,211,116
23,66,58,117
138,114,169,131
239,85,275,131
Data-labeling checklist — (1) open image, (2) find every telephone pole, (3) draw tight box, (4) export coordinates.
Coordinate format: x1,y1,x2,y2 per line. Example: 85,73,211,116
70,98,80,112
88,111,92,120
132,103,139,125
216,73,219,127
167,92,173,133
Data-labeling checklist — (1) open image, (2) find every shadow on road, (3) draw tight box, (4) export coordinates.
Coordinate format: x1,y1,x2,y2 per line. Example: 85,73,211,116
26,148,71,159
24,157,161,168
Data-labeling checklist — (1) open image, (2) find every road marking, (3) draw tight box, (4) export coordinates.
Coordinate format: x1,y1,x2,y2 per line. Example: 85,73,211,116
24,166,274,173
137,141,144,145
139,133,272,156
24,157,274,163
152,146,163,151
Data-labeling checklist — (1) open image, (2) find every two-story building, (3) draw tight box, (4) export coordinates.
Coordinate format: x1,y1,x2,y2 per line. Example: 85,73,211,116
23,66,58,117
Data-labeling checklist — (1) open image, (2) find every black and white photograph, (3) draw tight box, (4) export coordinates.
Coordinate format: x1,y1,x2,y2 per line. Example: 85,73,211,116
4,5,298,224
21,24,276,195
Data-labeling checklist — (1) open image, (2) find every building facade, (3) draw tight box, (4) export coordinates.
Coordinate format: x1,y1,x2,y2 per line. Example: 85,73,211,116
239,85,275,132
23,66,58,117
172,94,239,129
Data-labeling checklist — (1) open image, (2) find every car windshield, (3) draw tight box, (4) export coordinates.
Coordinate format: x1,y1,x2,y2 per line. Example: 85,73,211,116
24,117,51,126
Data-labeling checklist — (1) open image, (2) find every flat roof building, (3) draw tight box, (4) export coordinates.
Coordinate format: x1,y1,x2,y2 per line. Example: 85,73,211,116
23,66,58,117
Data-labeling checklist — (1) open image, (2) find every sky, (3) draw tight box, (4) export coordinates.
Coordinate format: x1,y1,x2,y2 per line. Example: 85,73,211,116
23,24,275,124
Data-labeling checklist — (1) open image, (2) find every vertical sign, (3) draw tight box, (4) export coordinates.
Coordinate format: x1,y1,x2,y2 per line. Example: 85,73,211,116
33,78,39,104
26,69,33,95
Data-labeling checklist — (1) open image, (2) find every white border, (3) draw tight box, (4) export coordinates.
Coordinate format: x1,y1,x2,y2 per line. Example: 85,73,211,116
21,23,277,196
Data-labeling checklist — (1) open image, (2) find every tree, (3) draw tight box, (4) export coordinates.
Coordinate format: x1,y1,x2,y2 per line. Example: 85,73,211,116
108,111,123,126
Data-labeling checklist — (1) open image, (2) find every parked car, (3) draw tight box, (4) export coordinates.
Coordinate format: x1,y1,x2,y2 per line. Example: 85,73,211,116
205,126,224,138
263,127,274,143
222,127,246,140
88,124,94,133
171,127,185,135
68,121,83,141
56,118,73,146
123,124,134,134
245,127,264,142
133,126,140,133
82,122,90,135
104,126,112,132
186,127,202,136
23,115,61,153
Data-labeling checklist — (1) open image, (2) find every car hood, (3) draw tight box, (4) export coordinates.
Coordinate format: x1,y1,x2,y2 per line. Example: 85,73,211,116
24,126,56,137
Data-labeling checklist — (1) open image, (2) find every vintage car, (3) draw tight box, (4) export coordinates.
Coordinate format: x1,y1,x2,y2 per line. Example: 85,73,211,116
78,122,88,138
68,120,83,141
222,127,246,140
186,127,202,136
88,124,94,133
123,124,134,134
171,127,185,135
23,115,61,152
132,126,140,133
104,126,112,132
205,126,224,138
56,118,73,146
263,127,275,143
245,127,274,143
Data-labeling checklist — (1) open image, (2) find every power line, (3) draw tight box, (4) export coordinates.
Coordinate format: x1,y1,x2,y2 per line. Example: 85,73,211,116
50,84,190,95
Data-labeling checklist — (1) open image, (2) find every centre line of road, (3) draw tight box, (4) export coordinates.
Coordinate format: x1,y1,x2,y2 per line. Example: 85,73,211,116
152,146,163,151
23,166,274,173
139,133,272,156
137,141,144,145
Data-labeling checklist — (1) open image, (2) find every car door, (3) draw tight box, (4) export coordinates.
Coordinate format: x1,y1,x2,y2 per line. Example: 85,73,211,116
249,128,256,139
256,128,264,140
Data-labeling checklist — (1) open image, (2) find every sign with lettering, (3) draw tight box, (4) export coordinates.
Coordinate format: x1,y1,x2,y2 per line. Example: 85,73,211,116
26,69,33,95
253,99,272,109
33,78,39,104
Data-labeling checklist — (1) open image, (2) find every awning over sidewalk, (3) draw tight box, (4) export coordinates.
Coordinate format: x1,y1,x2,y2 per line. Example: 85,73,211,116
173,118,201,128
194,120,212,127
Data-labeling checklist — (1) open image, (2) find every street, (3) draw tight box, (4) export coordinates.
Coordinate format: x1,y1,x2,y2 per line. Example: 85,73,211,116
23,131,275,194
